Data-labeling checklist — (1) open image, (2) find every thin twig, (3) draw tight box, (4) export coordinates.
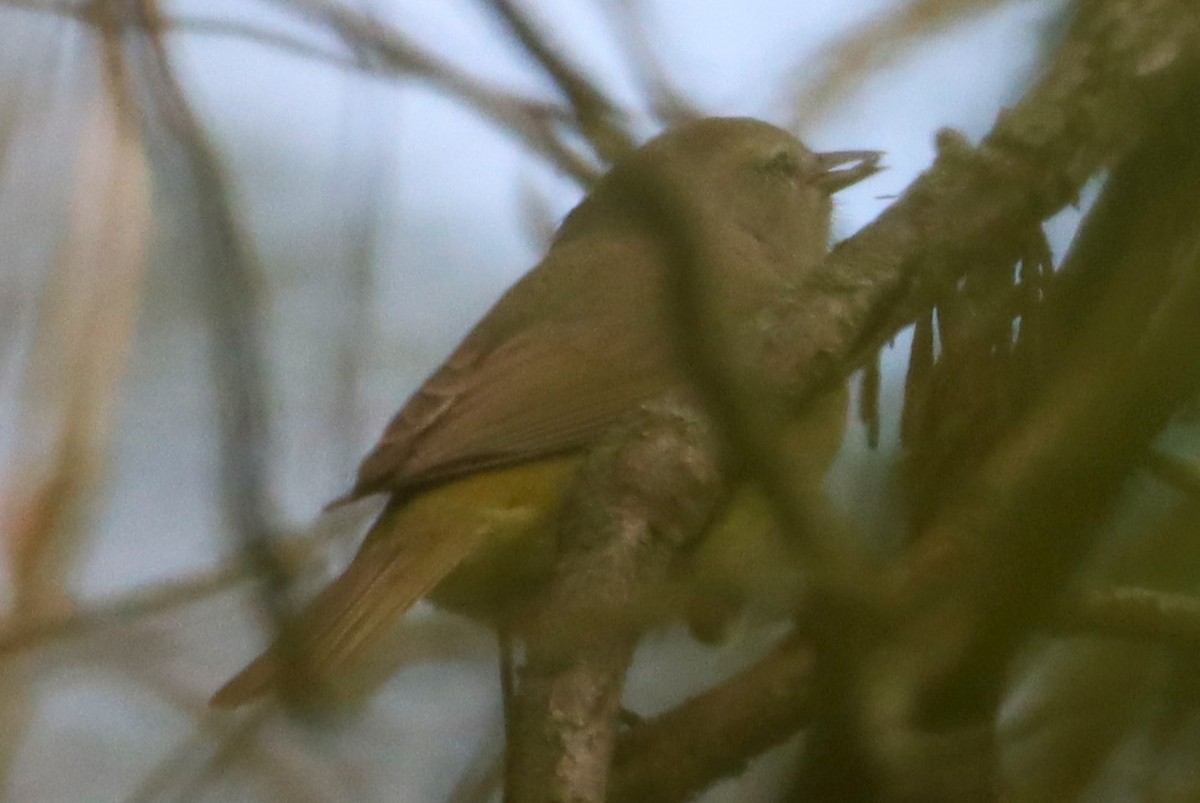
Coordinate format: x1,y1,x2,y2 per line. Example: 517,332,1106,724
125,708,273,803
482,0,635,163
3,0,603,184
131,0,303,687
602,0,702,125
0,564,247,657
0,0,370,72
327,57,385,472
0,523,327,658
0,0,150,784
785,0,1021,128
266,0,601,184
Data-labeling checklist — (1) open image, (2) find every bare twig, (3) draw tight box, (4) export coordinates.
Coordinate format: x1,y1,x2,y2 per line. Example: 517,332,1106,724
5,0,604,183
601,0,702,125
266,0,601,184
481,0,636,164
125,709,274,803
0,525,329,658
0,564,246,657
0,0,80,17
0,0,370,72
165,13,370,71
327,65,385,473
4,0,148,618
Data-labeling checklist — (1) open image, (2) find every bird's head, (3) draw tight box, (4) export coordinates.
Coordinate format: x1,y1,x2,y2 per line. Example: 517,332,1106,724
563,117,881,270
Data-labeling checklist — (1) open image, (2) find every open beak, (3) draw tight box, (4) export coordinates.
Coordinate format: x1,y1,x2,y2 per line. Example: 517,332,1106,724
813,150,884,193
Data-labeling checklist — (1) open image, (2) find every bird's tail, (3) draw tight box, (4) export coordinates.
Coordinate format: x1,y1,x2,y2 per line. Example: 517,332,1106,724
211,457,579,709
210,495,488,709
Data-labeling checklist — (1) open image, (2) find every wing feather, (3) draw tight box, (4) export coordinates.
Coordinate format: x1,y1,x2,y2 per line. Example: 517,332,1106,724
342,233,680,500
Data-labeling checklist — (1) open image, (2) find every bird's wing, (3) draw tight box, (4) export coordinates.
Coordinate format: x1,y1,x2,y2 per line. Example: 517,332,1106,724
338,236,681,502
343,321,675,500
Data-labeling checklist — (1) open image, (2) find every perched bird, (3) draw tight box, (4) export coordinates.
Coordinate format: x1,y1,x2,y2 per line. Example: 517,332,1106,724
212,117,879,708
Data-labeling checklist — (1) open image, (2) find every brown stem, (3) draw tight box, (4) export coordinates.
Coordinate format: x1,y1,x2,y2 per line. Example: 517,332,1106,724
611,635,813,803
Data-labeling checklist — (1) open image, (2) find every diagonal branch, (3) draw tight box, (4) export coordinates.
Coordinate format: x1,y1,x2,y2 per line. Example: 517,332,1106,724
601,0,703,126
611,635,812,803
482,0,636,164
763,0,1200,413
897,76,1200,726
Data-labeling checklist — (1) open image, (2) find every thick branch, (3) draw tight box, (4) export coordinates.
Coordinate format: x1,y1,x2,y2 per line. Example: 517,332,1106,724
894,76,1200,730
508,397,724,803
765,0,1200,408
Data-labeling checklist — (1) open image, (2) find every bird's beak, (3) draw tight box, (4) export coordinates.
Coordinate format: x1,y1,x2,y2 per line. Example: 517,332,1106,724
813,150,884,193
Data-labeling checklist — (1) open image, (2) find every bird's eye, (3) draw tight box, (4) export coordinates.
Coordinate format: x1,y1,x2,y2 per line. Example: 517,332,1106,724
758,148,801,177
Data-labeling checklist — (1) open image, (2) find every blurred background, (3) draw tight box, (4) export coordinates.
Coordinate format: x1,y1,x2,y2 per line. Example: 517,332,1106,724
0,0,1147,800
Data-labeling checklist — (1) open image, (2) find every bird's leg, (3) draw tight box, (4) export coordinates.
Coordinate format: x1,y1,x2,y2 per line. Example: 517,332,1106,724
499,626,518,802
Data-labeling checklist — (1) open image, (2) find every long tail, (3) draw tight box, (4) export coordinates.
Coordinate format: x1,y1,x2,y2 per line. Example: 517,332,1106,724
210,495,488,708
211,457,579,708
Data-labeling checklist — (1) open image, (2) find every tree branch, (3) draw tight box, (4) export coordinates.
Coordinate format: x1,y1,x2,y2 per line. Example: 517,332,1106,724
611,635,812,803
482,0,637,164
764,0,1200,411
838,62,1200,802
507,397,724,803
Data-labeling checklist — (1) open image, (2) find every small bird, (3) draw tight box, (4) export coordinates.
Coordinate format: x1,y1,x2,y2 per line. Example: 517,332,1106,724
212,117,879,708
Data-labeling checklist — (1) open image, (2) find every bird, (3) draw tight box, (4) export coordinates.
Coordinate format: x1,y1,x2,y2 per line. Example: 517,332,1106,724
211,117,880,709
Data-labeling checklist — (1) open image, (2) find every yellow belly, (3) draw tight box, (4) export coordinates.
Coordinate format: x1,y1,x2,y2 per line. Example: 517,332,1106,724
426,455,582,617
424,383,847,636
